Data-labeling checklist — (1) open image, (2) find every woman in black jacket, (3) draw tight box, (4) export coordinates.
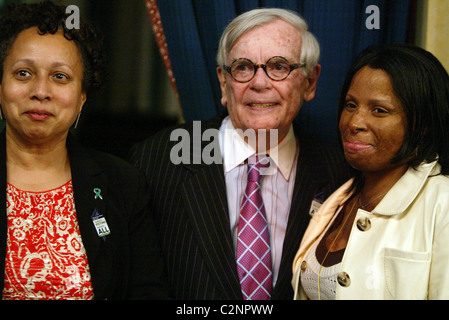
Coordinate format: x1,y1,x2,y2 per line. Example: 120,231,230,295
0,1,167,299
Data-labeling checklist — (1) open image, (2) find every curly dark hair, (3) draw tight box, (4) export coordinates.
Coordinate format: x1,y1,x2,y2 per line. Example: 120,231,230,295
0,1,106,95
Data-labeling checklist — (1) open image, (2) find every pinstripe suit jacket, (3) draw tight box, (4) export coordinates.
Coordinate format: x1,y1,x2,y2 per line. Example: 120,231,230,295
129,114,352,300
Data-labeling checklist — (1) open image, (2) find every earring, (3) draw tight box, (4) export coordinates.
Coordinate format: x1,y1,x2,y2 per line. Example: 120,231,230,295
74,112,81,129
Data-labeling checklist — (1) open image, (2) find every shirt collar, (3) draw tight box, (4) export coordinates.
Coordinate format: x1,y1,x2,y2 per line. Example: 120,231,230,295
220,116,298,180
335,161,440,217
372,160,439,216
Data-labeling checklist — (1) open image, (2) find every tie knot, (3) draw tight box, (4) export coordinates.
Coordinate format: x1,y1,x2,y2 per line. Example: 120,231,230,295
247,155,270,182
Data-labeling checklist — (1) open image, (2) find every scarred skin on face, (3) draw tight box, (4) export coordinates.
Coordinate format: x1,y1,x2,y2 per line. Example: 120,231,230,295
339,66,408,179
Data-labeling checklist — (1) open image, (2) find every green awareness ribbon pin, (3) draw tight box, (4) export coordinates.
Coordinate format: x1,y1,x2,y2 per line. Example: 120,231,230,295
94,188,103,200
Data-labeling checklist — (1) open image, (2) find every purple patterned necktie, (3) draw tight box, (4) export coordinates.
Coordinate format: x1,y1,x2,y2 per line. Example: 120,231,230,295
236,155,272,300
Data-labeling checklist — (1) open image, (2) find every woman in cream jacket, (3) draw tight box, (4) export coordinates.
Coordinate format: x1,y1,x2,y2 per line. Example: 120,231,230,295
292,45,449,300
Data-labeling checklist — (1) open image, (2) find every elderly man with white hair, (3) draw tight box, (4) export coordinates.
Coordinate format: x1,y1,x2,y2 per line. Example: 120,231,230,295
130,8,352,300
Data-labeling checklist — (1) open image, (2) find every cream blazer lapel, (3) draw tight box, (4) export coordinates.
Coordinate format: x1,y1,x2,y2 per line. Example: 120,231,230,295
291,179,354,299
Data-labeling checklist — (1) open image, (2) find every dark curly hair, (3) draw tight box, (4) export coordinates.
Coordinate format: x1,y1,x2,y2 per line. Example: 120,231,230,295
0,1,106,95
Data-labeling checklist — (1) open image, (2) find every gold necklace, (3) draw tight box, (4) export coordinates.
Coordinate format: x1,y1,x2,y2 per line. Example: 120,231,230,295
317,195,358,300
358,191,387,210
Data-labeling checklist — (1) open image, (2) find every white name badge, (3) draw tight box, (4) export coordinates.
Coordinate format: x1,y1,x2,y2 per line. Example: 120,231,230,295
93,215,111,237
309,199,322,217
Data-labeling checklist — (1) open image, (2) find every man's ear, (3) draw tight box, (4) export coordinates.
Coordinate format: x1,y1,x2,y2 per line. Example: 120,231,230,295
303,64,321,102
217,66,227,106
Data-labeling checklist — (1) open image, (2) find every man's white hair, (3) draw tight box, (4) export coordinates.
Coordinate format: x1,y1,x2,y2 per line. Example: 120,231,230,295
216,8,320,76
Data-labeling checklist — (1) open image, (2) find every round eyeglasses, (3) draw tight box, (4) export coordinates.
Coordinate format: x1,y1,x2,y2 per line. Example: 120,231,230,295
223,56,306,83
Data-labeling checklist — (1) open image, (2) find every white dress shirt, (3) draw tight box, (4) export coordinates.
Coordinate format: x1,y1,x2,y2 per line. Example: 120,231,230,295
218,116,299,286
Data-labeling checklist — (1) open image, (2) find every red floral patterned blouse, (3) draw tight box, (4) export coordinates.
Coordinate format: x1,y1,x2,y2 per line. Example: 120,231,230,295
3,180,94,300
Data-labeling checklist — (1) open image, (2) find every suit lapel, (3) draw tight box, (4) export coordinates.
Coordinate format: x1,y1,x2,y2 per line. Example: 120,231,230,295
273,129,332,298
67,132,111,298
181,163,242,299
180,115,242,299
